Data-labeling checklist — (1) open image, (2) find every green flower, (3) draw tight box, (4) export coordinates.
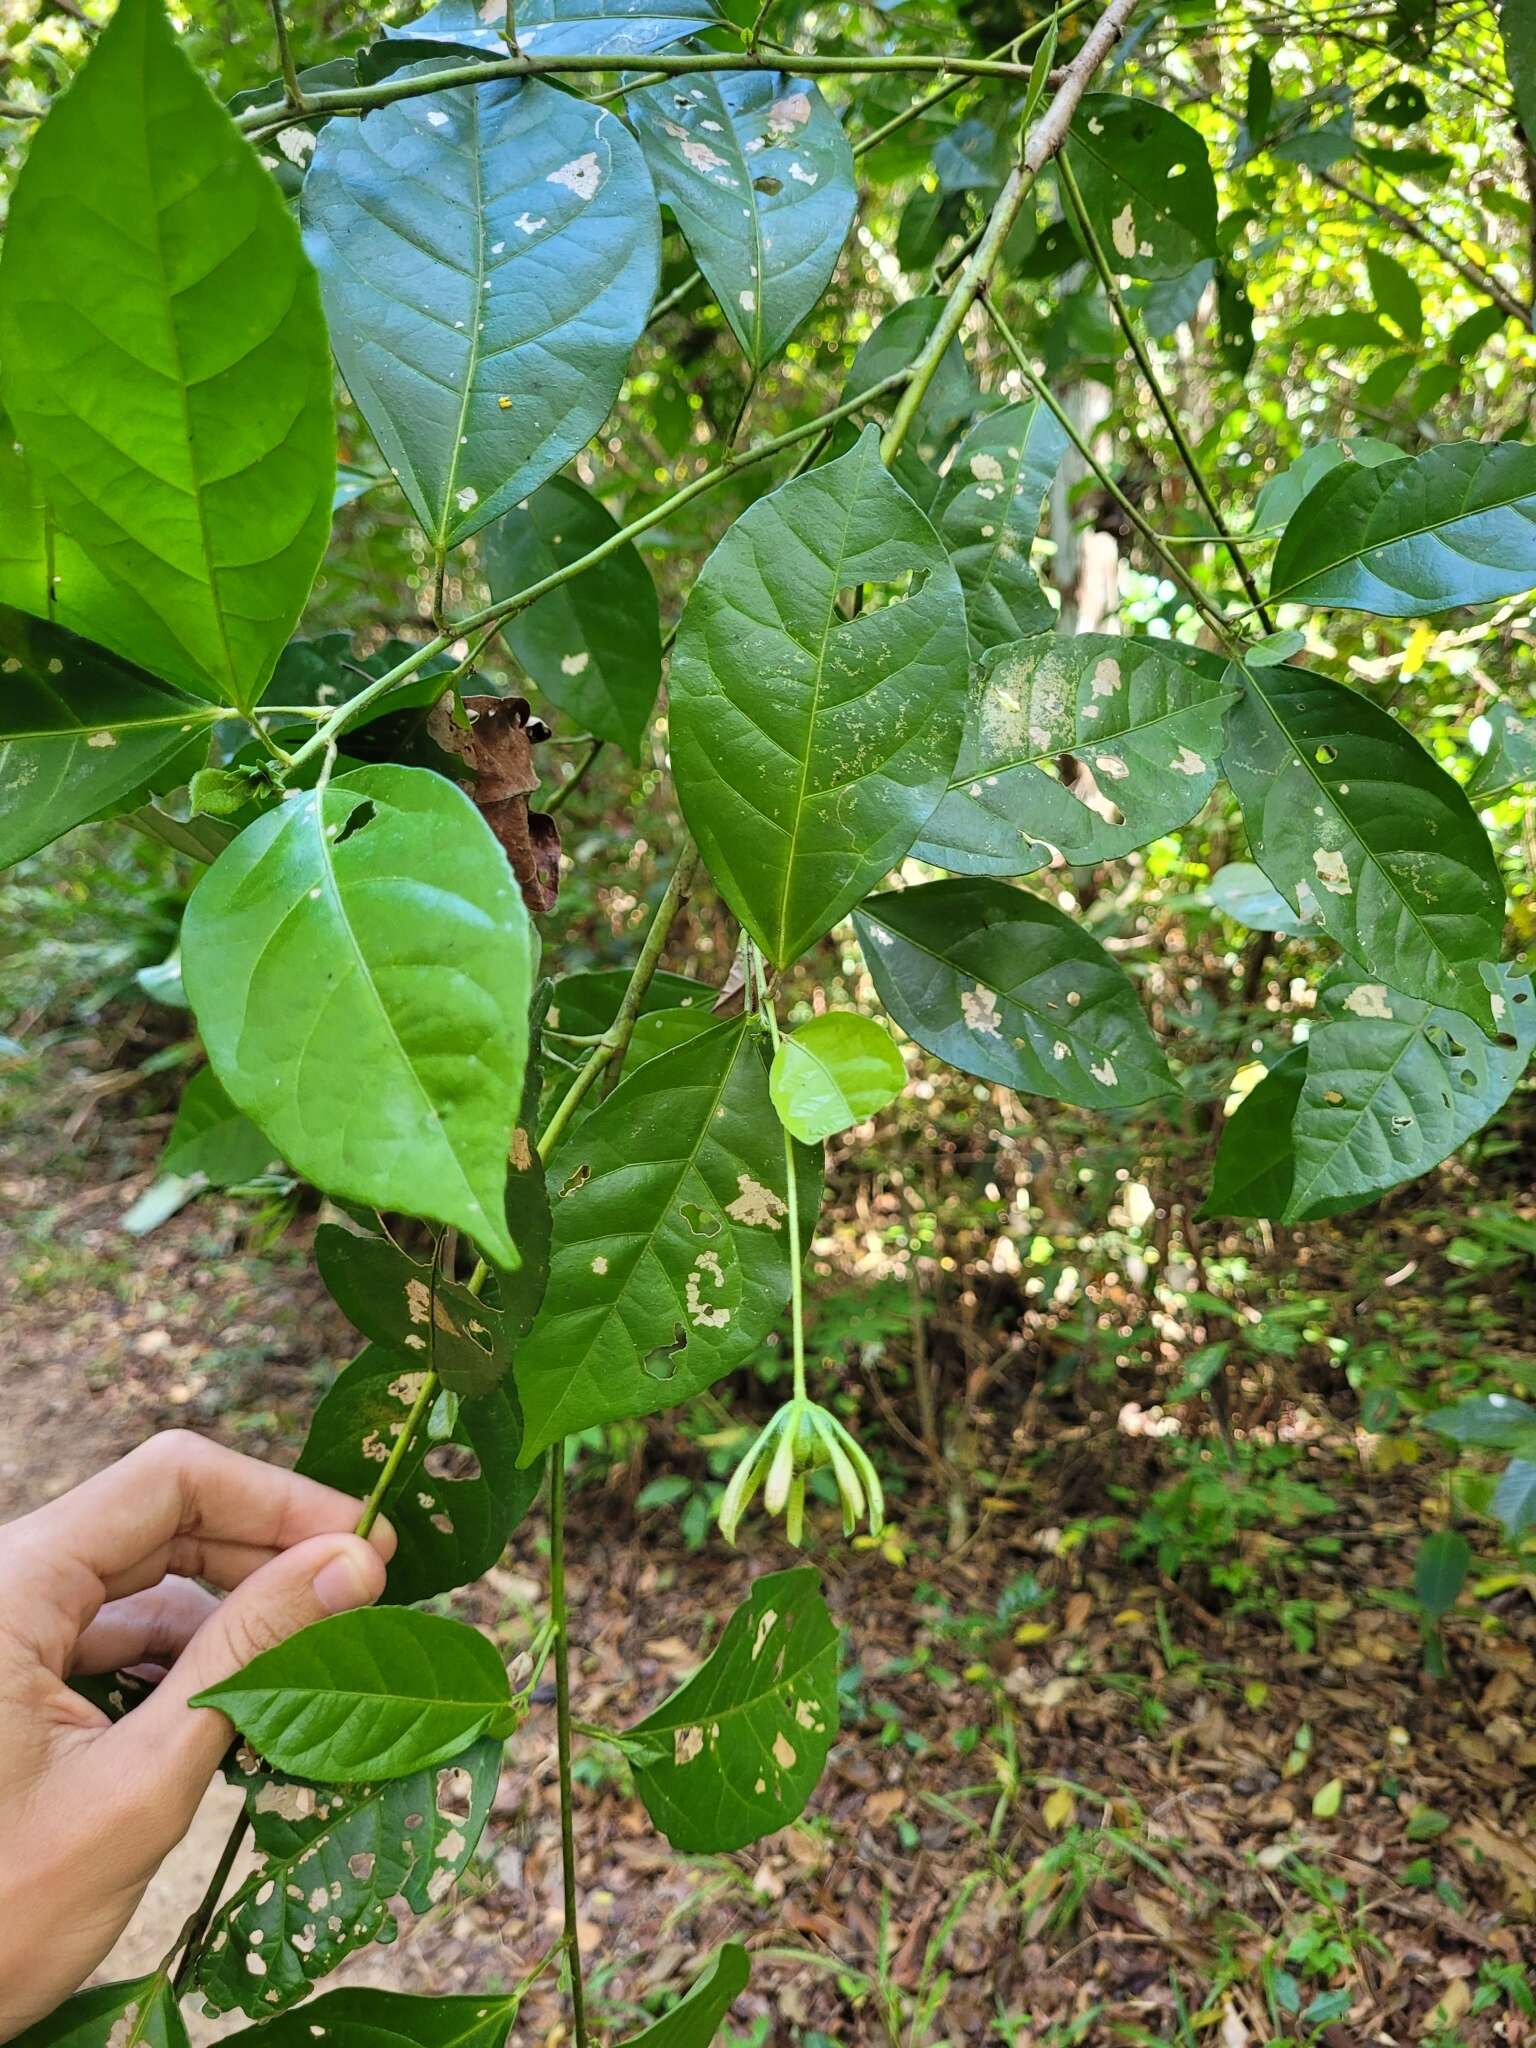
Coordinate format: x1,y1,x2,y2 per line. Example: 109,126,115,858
717,1396,884,1549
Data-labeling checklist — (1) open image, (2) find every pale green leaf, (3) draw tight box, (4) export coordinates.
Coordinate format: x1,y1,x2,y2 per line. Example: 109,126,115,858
628,1568,837,1852
161,1068,278,1188
854,878,1174,1108
1493,1459,1536,1540
302,74,660,549
617,1947,751,2048
182,765,533,1268
1467,698,1536,803
0,0,334,708
770,1011,906,1143
1065,93,1219,280
1250,437,1401,535
670,423,970,965
931,401,1068,650
1206,861,1315,935
191,1609,518,1781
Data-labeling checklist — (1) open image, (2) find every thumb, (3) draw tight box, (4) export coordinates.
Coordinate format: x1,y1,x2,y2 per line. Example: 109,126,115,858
97,1532,387,1847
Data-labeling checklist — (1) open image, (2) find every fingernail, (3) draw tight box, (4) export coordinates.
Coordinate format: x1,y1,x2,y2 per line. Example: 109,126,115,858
313,1545,378,1615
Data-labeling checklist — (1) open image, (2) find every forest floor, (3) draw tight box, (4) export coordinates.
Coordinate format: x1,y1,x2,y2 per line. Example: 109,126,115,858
5,1034,1536,2048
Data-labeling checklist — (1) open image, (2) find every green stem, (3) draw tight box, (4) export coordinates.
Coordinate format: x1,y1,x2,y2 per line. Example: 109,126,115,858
355,1367,440,1541
751,953,807,1402
545,735,604,816
169,1814,249,1993
547,1451,589,2047
284,630,452,772
266,0,306,112
1056,150,1274,628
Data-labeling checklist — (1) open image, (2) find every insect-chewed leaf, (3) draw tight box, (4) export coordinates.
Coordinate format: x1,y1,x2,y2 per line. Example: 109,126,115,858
484,477,661,757
314,1225,509,1396
769,1012,906,1145
222,1986,520,2048
631,68,855,368
515,1017,819,1457
1222,664,1505,1030
1065,93,1219,280
669,424,970,966
191,1609,519,1782
931,402,1068,650
181,764,532,1268
915,635,1237,877
1268,441,1536,614
1466,699,1536,803
10,1978,188,2048
298,1342,541,1603
628,1568,837,1852
854,878,1175,1109
0,608,217,870
198,1740,500,2016
615,1946,752,2048
161,1069,279,1189
387,0,722,57
0,0,333,709
1197,1047,1306,1222
303,75,659,550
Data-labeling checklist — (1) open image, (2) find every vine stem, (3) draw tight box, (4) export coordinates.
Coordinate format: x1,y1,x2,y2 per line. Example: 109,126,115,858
169,1813,249,1993
1055,150,1276,630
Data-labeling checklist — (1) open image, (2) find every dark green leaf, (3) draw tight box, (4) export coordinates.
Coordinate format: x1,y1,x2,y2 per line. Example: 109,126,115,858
1467,698,1536,801
182,765,533,1268
162,1068,279,1188
842,299,977,469
1447,303,1508,362
11,1978,187,2048
1425,1393,1536,1448
854,878,1175,1109
769,1011,905,1143
671,424,969,964
628,1568,837,1852
631,70,856,369
1364,78,1429,126
1198,1047,1307,1222
315,1225,511,1396
1413,1529,1470,1619
199,1741,500,2015
0,609,215,869
616,1947,751,2048
0,0,334,709
931,402,1068,650
549,968,715,1039
303,74,660,549
1501,0,1536,139
485,477,660,757
1216,267,1255,372
515,1017,819,1457
896,185,959,273
915,634,1238,876
933,117,1007,194
1245,52,1273,143
222,1985,519,2048
1222,665,1505,1028
191,1608,519,1781
1065,93,1219,281
1250,438,1401,534
1269,441,1536,614
1366,249,1422,341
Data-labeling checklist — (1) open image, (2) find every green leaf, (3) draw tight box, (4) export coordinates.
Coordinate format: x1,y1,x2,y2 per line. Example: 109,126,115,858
191,1608,518,1781
390,0,722,57
1250,437,1401,534
162,1068,278,1188
933,117,1008,194
1291,310,1398,353
484,477,661,757
1366,248,1423,341
298,1342,540,1602
1414,1528,1470,1619
182,765,533,1268
515,1017,819,1458
1065,94,1219,281
631,69,856,369
1245,51,1274,143
1493,1459,1536,1540
1425,1393,1536,1449
931,402,1068,650
842,298,977,470
549,968,714,1038
199,1740,500,2016
915,634,1238,876
628,1567,837,1852
769,1011,906,1143
1198,1048,1307,1222
853,878,1175,1109
0,609,216,869
1222,664,1506,1029
302,73,660,549
616,1947,751,2048
0,0,334,709
1364,77,1429,127
1207,862,1315,935
670,423,970,966
1268,442,1536,614
315,1224,511,1397
1502,0,1536,141
12,1980,187,2048
1467,698,1536,802
222,1986,520,2048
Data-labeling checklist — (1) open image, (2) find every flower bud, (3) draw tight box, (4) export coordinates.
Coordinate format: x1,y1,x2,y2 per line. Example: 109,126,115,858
716,1396,884,1549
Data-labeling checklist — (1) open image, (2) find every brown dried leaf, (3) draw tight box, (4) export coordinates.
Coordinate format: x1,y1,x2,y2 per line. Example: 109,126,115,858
429,692,561,914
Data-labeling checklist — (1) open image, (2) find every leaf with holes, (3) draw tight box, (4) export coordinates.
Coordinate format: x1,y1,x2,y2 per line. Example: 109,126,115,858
669,424,969,966
1198,1048,1307,1222
769,1012,905,1144
198,1741,500,2016
617,1947,751,2048
1467,698,1536,802
931,402,1068,650
1065,93,1218,280
302,74,659,550
631,69,855,369
0,0,333,708
484,477,661,757
515,1017,819,1459
915,635,1237,877
0,609,217,870
628,1568,837,1853
12,1978,188,2048
161,1068,278,1188
181,765,532,1268
855,879,1174,1109
1222,664,1505,1030
298,1343,540,1602
192,1608,519,1781
314,1225,510,1396
1268,441,1536,614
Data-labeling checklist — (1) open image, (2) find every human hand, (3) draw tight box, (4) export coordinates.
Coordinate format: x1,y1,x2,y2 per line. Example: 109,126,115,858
0,1431,395,2035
